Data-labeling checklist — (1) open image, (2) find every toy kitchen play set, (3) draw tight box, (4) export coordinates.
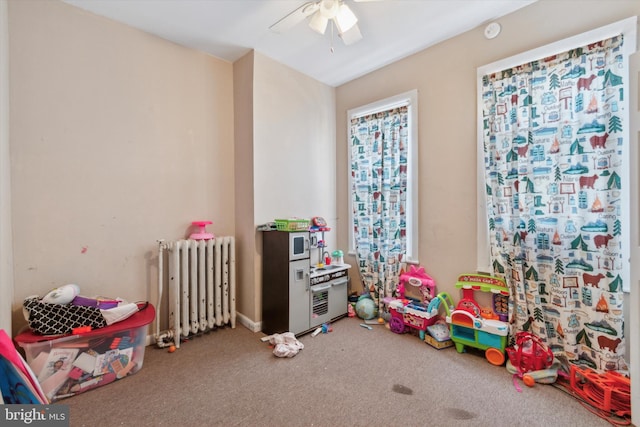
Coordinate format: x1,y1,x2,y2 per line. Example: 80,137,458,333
261,217,350,336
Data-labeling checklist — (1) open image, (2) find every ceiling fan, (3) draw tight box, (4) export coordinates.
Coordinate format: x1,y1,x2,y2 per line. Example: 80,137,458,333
269,0,380,46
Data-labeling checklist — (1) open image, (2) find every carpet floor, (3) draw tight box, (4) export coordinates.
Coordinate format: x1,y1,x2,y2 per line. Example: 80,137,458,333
63,316,616,426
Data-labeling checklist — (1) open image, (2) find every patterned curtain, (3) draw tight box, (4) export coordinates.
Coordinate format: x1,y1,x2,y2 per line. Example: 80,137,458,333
481,35,627,372
350,106,408,313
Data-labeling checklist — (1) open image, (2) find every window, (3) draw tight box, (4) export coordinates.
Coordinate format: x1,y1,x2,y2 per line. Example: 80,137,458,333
347,90,419,262
476,17,637,292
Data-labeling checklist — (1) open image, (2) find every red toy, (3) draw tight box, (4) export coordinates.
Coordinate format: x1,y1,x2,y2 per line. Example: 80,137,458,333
506,331,554,374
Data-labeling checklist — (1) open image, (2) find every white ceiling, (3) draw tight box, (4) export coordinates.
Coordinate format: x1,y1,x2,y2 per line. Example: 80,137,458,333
62,0,536,87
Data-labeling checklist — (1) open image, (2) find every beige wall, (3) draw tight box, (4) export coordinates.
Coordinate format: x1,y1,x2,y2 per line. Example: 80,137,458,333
233,51,338,326
252,52,337,324
6,0,338,335
1,0,12,333
8,0,235,334
253,53,336,228
233,51,256,326
336,0,640,297
232,51,337,326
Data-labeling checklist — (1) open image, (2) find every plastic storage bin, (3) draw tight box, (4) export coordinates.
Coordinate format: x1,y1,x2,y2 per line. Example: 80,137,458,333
14,304,155,402
275,218,310,231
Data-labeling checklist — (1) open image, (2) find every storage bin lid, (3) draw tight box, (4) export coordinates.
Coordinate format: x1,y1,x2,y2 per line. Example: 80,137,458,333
14,303,155,345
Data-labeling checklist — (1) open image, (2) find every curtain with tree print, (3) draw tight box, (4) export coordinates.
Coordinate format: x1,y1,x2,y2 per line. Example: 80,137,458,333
481,35,627,372
351,107,408,314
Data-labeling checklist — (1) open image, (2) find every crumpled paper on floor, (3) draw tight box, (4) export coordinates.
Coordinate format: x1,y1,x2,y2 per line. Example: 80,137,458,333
268,332,304,358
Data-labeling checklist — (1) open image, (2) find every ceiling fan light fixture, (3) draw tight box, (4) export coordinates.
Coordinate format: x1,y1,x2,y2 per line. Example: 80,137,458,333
319,0,339,19
334,4,358,33
309,12,329,34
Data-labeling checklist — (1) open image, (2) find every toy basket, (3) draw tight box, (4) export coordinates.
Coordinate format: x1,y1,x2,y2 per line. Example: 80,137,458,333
275,219,310,232
506,331,554,374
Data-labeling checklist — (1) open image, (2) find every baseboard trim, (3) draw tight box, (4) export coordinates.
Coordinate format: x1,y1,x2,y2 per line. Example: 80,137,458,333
146,312,262,346
236,311,262,333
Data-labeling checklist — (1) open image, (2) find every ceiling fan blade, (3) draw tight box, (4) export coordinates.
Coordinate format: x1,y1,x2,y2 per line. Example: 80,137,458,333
269,2,319,33
309,12,329,35
339,23,362,45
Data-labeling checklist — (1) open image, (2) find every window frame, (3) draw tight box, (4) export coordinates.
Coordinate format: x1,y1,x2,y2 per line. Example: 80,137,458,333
347,89,419,263
476,17,637,292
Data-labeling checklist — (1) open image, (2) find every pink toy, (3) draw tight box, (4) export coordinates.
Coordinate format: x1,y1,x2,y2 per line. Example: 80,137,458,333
347,304,356,318
387,266,439,340
190,221,214,240
398,265,436,305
